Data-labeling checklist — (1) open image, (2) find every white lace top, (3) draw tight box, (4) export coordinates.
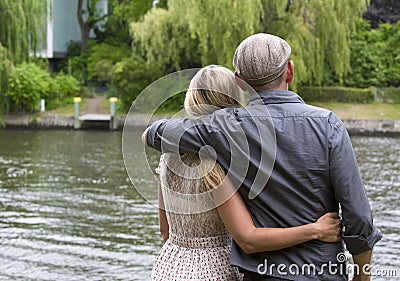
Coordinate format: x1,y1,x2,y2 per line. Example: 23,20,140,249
157,153,228,239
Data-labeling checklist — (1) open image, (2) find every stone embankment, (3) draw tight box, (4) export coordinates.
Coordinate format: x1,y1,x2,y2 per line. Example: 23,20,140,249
3,113,400,135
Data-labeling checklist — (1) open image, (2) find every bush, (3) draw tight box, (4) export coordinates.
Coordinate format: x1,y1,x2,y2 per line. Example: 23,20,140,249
345,20,400,88
46,73,80,109
6,63,80,112
377,87,400,103
298,86,375,103
110,55,163,112
87,43,131,85
6,63,53,112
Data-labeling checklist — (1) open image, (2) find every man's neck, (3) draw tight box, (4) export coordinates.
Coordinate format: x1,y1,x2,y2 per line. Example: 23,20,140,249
254,83,288,93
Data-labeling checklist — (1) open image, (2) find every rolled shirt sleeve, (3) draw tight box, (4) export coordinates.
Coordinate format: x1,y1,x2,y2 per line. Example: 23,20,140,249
146,119,169,151
328,114,382,255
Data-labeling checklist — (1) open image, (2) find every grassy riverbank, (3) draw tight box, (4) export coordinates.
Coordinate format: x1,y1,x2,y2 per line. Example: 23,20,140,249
310,102,400,120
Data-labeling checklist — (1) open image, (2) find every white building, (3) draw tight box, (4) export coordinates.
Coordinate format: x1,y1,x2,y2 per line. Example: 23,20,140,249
38,0,108,70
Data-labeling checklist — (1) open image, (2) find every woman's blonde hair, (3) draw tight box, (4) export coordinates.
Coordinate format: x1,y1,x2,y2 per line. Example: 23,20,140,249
184,65,242,118
184,65,242,190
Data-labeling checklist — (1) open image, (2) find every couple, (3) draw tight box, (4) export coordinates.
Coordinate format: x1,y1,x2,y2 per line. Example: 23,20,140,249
143,34,382,280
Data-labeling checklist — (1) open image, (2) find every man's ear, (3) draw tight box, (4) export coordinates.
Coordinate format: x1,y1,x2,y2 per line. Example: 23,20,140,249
234,72,248,91
285,60,294,84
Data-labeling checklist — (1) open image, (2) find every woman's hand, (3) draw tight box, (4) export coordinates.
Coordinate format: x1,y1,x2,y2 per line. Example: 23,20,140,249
313,212,342,242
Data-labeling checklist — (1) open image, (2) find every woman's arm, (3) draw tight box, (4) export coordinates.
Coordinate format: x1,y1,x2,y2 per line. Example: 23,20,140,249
158,178,169,243
216,178,341,254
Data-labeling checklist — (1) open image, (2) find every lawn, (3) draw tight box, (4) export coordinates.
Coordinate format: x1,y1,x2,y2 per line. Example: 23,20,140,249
309,102,400,120
49,99,87,115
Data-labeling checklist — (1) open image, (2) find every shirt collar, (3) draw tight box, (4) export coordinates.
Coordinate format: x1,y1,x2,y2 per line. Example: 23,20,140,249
248,89,305,105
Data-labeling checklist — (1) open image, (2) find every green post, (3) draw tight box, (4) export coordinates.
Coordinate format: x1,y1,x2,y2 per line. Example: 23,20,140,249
109,97,118,130
74,97,81,129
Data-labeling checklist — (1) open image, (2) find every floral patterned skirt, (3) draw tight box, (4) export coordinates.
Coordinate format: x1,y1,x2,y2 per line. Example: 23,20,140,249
151,232,243,281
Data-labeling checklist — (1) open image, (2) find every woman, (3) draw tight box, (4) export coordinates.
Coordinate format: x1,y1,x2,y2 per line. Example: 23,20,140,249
151,65,341,280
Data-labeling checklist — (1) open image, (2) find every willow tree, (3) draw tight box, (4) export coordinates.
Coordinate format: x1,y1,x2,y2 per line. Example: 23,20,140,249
171,0,263,67
0,0,48,111
131,0,368,89
131,0,263,70
0,0,47,64
264,0,367,86
131,7,201,73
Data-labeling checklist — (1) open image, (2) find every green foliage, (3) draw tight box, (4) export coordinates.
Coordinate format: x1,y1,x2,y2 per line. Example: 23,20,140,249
271,0,366,86
298,86,374,103
345,20,400,87
154,92,185,114
49,73,81,109
111,0,153,23
110,55,163,111
87,43,131,85
0,43,13,112
96,0,155,46
6,63,80,112
66,41,83,57
130,0,366,90
128,0,263,112
377,87,400,103
58,41,88,84
0,0,47,64
0,0,48,111
6,63,52,112
132,0,263,69
131,8,201,73
172,0,263,67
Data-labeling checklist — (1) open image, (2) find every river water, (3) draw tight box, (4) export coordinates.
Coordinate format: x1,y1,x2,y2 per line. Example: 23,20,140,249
0,130,398,280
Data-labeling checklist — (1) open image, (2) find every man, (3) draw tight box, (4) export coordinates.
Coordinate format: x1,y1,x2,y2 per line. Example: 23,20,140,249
143,34,382,280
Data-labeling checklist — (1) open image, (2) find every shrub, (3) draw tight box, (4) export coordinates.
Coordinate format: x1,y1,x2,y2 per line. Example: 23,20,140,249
46,73,80,109
377,87,400,103
110,55,162,112
6,63,80,112
345,20,400,88
298,86,375,103
6,63,53,112
87,43,131,85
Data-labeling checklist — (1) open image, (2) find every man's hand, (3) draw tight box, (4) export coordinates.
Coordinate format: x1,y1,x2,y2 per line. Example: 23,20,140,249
314,212,342,242
142,128,149,145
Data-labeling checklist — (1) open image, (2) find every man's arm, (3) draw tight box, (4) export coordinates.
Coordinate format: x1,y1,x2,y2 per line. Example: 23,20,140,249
143,114,229,157
216,177,342,254
328,115,382,277
352,250,372,281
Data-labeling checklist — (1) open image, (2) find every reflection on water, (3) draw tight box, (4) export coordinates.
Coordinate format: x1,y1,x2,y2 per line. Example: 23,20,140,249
0,130,398,280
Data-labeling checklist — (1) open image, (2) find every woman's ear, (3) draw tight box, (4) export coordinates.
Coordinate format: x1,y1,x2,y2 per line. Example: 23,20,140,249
234,72,248,91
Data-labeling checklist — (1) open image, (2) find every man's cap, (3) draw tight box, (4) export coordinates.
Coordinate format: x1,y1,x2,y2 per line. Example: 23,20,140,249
233,33,291,86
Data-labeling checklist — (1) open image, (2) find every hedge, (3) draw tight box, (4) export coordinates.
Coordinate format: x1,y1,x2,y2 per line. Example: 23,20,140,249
376,87,400,104
297,86,375,103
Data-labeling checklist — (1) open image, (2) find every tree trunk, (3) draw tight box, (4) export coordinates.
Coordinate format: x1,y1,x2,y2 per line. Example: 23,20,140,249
81,27,91,54
77,0,91,54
